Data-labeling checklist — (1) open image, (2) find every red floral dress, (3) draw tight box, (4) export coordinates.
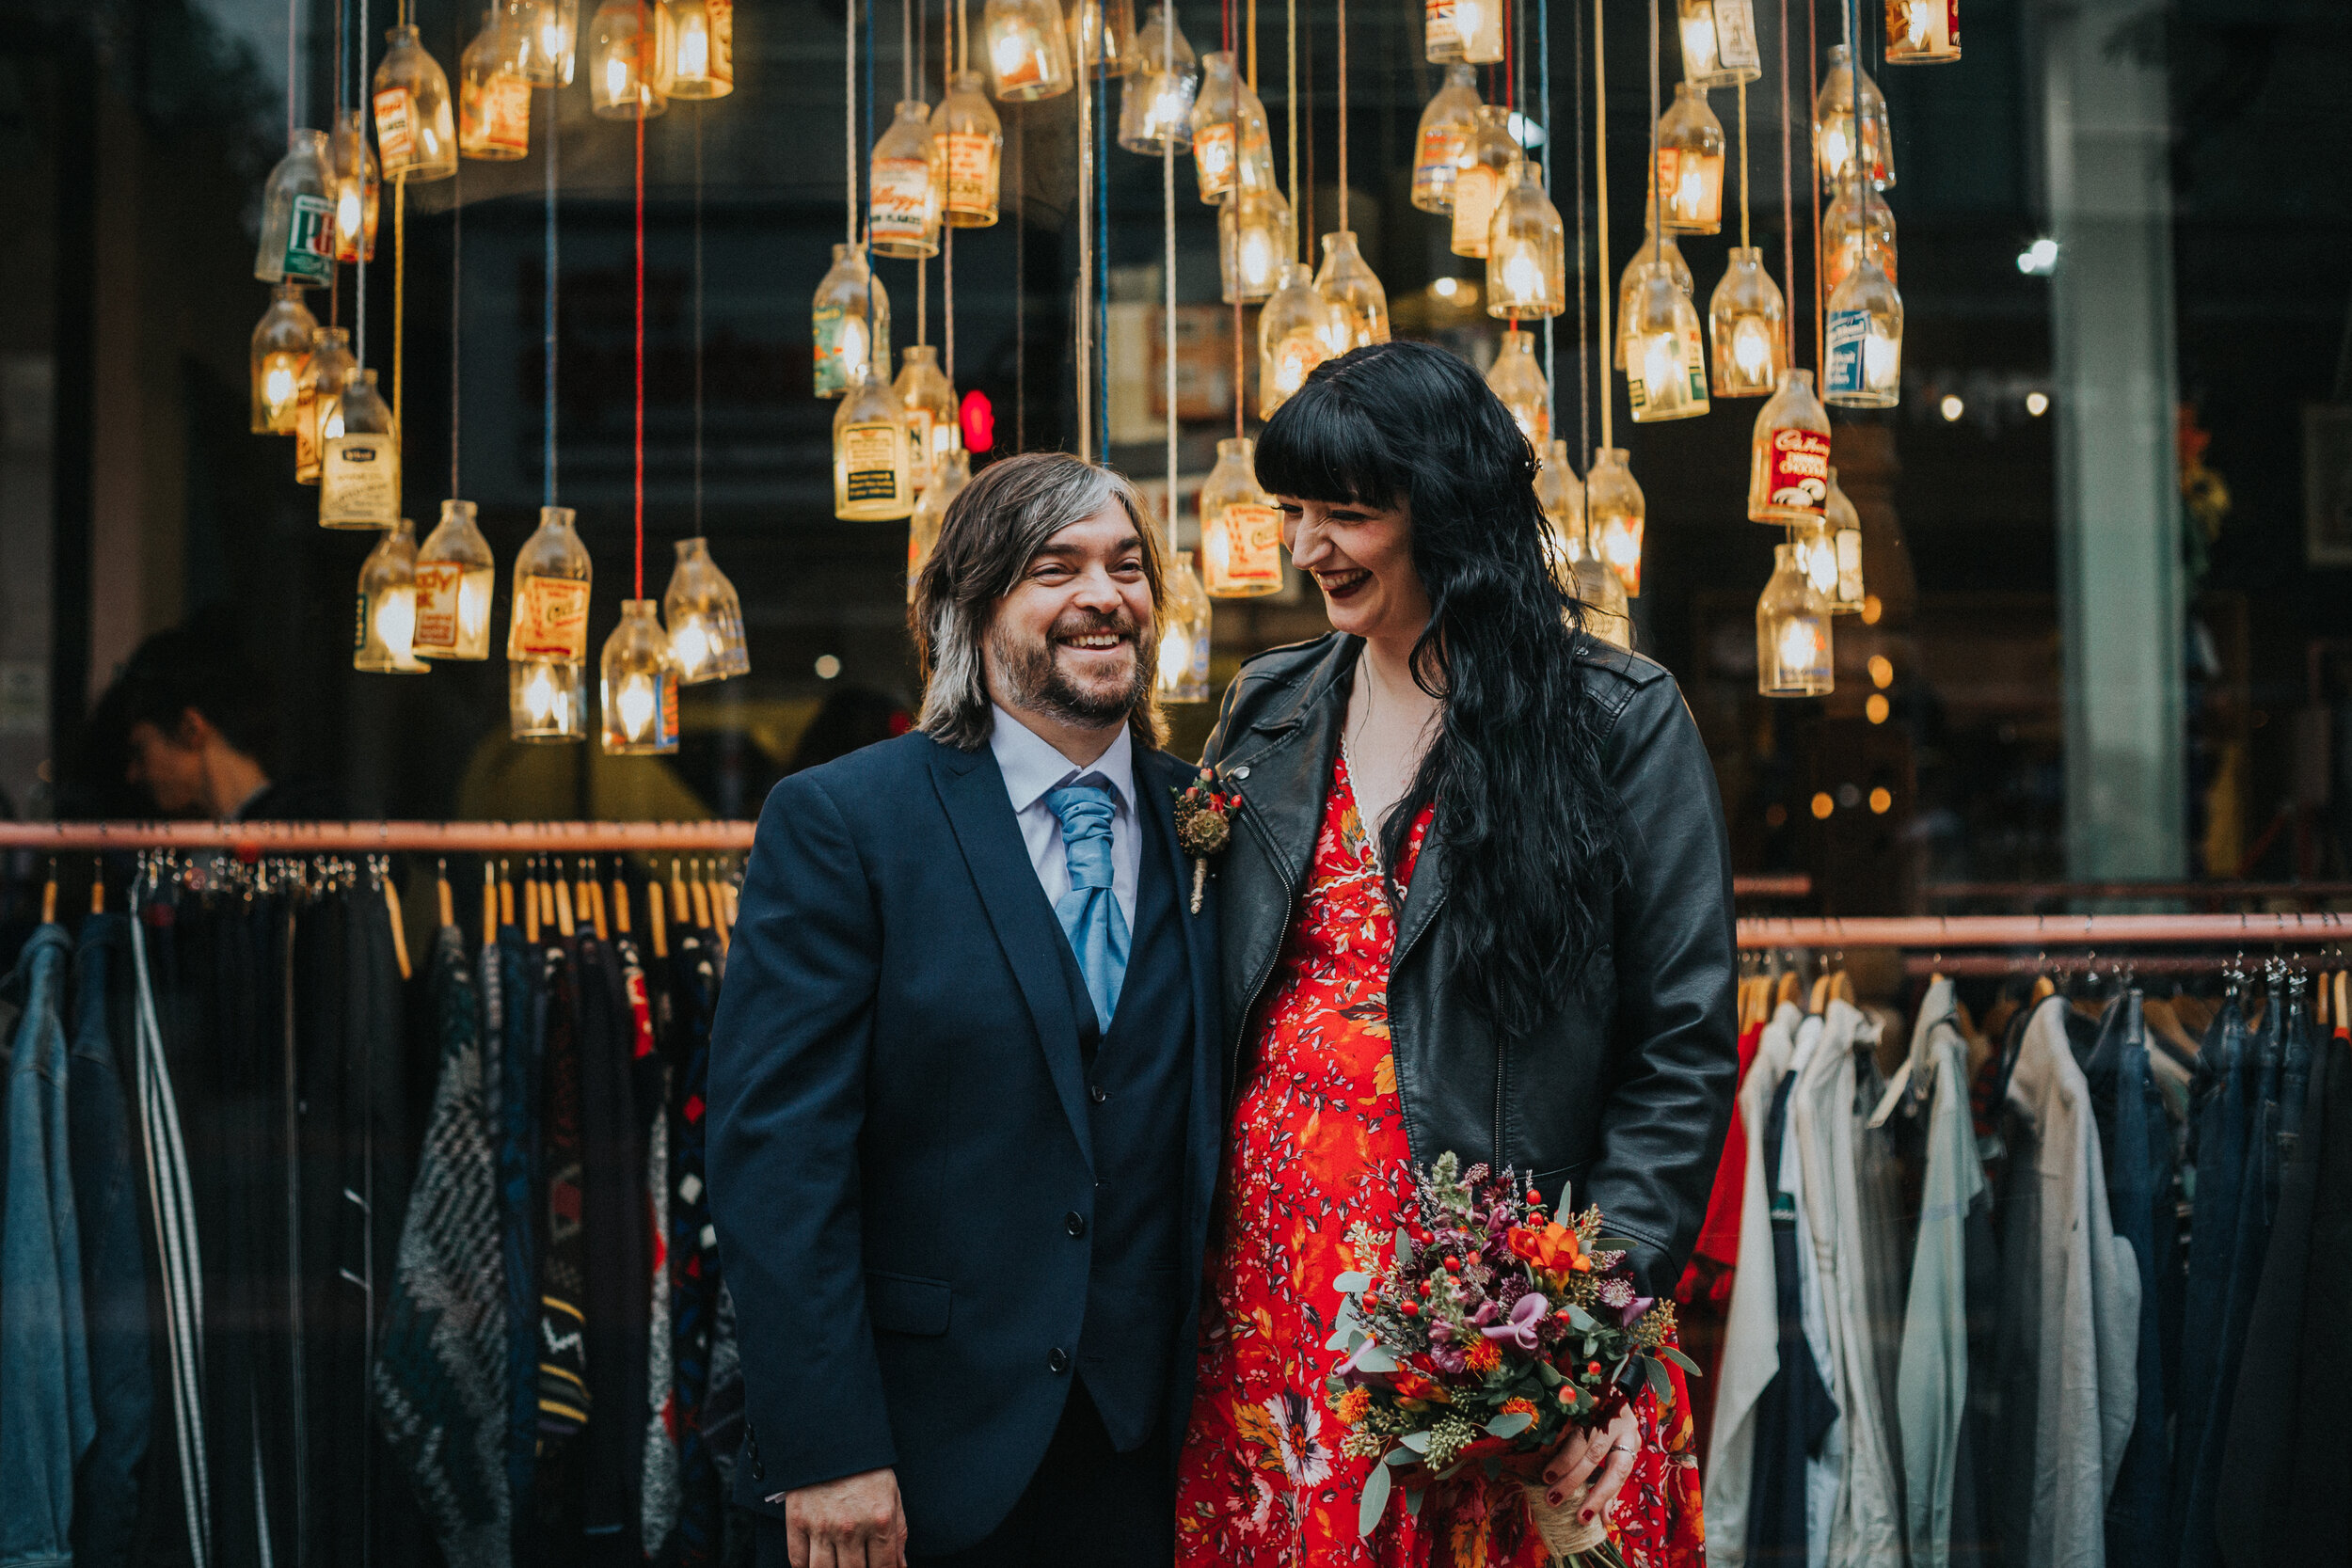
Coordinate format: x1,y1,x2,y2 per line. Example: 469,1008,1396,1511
1175,754,1707,1568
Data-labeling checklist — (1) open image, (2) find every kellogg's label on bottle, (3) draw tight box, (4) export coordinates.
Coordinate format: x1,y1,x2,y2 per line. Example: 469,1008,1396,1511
842,423,903,503
412,562,464,653
1193,122,1236,197
1415,128,1468,204
945,133,995,213
1713,0,1762,69
1424,0,1459,50
1763,427,1833,514
284,194,336,284
1207,503,1284,593
321,436,400,522
513,575,590,660
870,157,936,245
373,87,416,168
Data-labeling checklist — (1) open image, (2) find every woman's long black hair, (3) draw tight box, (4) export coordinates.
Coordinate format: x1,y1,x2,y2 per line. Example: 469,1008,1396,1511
1255,339,1622,1040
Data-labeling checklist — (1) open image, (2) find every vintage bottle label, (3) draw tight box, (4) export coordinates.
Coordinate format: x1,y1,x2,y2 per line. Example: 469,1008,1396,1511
842,423,903,502
373,87,416,168
1835,526,1865,605
283,193,336,284
295,389,326,475
1193,122,1236,197
812,307,852,397
475,74,532,152
870,157,935,244
1450,164,1500,252
1425,0,1459,49
412,562,464,652
1272,332,1329,402
904,408,936,472
513,575,590,660
945,133,995,212
1825,309,1869,397
1762,427,1833,514
1714,0,1763,69
1207,502,1284,592
707,0,737,82
1415,128,1467,202
994,38,1045,93
1884,0,1958,55
321,436,400,521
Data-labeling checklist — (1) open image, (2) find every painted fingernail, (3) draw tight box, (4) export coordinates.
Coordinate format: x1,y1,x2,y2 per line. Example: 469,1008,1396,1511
1549,1490,1565,1506
1581,1509,1597,1522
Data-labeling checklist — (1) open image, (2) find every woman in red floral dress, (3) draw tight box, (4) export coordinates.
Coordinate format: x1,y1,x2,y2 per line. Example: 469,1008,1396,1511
1176,342,1733,1567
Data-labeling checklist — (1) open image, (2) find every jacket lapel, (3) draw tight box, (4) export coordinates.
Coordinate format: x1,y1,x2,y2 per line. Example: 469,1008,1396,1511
929,740,1094,1169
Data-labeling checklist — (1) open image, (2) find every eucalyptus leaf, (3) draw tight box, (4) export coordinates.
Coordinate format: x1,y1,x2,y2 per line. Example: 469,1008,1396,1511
1358,1460,1392,1537
1400,1430,1433,1453
1644,1354,1673,1403
1486,1410,1535,1438
1660,1345,1703,1377
1566,1305,1597,1332
1405,1486,1423,1518
1396,1227,1416,1266
1535,1359,1565,1386
1594,1238,1638,1253
1386,1447,1420,1467
1354,1343,1399,1373
1333,1271,1374,1294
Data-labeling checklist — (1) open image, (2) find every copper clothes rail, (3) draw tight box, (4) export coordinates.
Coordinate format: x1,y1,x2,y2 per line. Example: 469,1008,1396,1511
1738,913,2352,949
0,820,759,852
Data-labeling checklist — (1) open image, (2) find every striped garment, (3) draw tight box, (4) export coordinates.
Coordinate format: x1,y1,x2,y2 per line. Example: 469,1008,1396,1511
534,941,589,1535
373,926,510,1568
669,930,725,1568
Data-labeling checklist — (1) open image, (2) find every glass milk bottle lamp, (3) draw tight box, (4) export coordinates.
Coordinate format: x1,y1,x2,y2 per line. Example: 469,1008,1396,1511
1613,226,1690,368
1814,44,1893,193
296,326,358,483
1485,162,1566,318
250,285,319,435
1156,553,1214,702
1884,0,1960,63
666,0,735,96
663,537,751,682
1118,5,1197,153
327,112,381,263
1486,329,1550,450
460,10,534,159
1200,436,1284,598
907,445,972,599
1411,64,1482,213
1259,262,1335,418
1821,467,1867,612
1449,108,1518,258
1189,51,1242,200
1066,0,1139,77
503,0,581,84
1757,543,1834,696
1429,0,1504,64
1708,246,1786,397
414,499,498,659
1678,0,1761,87
1624,261,1709,422
871,100,946,259
1655,82,1725,234
320,369,403,529
933,73,1004,227
374,24,462,182
894,345,959,481
1821,182,1898,295
255,128,337,286
812,243,890,399
588,0,672,119
1219,183,1293,304
984,0,1076,101
1586,445,1646,597
355,519,430,673
602,600,682,754
834,364,916,520
508,504,593,742
1536,439,1584,569
1315,230,1391,351
1823,257,1903,409
1746,367,1832,521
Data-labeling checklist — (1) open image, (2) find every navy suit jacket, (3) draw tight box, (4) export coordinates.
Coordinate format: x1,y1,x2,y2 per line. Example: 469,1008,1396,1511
706,729,1223,1554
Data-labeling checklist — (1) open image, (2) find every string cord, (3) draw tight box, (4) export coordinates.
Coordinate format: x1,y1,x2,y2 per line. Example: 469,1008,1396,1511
1076,49,1094,458
1230,0,1243,442
450,8,461,497
1164,0,1177,556
1097,59,1109,451
356,0,368,366
1779,0,1793,363
1646,0,1660,261
634,113,645,599
543,81,558,505
866,0,877,357
394,180,405,430
1336,0,1346,233
1539,0,1553,424
1738,80,1749,250
693,106,704,537
1806,0,1820,371
286,0,297,140
1572,0,1587,461
1591,0,1609,450
1284,0,1295,261
845,0,857,247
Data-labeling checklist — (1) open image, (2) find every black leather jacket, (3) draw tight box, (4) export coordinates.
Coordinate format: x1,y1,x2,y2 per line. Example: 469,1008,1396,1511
1201,633,1739,1295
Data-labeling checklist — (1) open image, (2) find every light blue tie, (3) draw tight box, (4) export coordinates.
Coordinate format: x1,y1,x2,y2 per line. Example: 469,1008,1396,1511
1043,783,1130,1031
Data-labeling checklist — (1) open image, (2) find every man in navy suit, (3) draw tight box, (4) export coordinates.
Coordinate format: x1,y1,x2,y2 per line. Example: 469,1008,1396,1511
708,452,1222,1567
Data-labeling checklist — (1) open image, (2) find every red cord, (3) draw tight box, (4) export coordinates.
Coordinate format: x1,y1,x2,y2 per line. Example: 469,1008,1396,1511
634,111,646,600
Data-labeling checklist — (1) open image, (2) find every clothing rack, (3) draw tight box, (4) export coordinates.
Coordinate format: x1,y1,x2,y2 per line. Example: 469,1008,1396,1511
1737,912,2350,949
0,820,759,853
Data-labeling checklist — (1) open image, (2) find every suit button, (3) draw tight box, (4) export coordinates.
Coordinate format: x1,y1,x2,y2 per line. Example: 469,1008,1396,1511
752,1457,765,1480
1047,1348,1071,1374
1089,1084,1108,1104
1065,1211,1088,1237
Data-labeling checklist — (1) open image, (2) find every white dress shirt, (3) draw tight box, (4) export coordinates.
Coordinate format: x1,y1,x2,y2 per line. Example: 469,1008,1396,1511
988,704,1140,935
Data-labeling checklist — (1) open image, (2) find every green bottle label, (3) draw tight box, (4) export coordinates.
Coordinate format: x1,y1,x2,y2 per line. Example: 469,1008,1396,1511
285,194,335,284
355,591,370,651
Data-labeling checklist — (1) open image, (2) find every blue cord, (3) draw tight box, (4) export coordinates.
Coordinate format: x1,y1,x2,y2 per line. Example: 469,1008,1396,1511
544,87,558,505
1096,62,1112,449
1538,0,1552,430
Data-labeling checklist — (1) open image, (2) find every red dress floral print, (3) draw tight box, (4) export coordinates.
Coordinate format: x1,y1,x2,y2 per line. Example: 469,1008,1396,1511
1175,754,1707,1568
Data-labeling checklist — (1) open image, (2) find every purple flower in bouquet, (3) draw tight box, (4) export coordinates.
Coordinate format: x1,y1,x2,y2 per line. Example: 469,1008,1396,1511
1481,1291,1549,1351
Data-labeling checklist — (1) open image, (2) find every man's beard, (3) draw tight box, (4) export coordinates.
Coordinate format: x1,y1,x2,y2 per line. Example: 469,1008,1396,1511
989,609,1152,730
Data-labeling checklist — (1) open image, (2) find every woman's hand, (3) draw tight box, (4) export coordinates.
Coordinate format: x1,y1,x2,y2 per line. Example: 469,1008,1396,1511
1540,1406,1641,1522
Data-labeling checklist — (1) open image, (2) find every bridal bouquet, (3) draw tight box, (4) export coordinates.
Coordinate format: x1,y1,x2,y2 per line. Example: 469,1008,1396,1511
1323,1153,1693,1564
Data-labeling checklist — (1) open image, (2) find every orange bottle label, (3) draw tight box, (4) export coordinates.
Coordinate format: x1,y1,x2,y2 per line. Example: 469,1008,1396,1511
513,576,590,660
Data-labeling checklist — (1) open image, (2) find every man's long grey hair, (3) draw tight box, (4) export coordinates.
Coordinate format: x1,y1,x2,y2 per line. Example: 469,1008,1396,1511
912,451,1169,752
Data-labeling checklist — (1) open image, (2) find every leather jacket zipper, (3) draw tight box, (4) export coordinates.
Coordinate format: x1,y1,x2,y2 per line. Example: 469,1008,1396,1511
1225,797,1296,1107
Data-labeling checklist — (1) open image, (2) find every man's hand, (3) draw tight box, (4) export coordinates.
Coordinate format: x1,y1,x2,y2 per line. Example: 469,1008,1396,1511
780,1468,908,1568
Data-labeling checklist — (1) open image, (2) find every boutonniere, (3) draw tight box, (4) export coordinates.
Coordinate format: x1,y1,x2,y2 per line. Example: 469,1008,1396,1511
1171,767,1243,915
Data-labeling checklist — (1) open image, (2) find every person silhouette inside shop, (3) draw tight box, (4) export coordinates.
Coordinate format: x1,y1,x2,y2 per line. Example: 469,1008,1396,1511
101,613,340,822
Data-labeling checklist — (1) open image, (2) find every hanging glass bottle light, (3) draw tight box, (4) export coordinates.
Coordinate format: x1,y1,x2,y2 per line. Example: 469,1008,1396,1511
834,362,916,520
296,326,358,483
1708,246,1786,397
255,128,337,286
871,100,946,259
1820,181,1897,296
1821,465,1866,611
414,499,497,659
1624,261,1709,422
1485,329,1550,450
1747,367,1831,521
1613,226,1690,368
503,0,580,85
508,504,592,742
894,345,959,481
812,243,890,398
1586,445,1646,597
907,444,972,598
1189,51,1248,200
1260,262,1336,418
601,600,682,754
1654,82,1725,234
1423,0,1504,64
355,519,431,673
1156,552,1213,702
984,0,1076,100
662,536,751,681
1884,0,1959,63
1824,256,1903,408
1756,542,1833,695
1485,163,1566,318
1118,5,1198,152
1219,183,1294,304
249,285,319,435
1677,0,1761,87
1067,0,1139,75
1411,64,1482,213
375,24,462,181
1449,108,1518,258
324,111,381,264
460,8,533,158
589,0,673,118
1569,556,1634,649
320,368,403,529
1315,231,1391,350
1535,439,1584,567
666,0,735,96
1814,43,1892,193
933,72,1004,227
1200,436,1283,598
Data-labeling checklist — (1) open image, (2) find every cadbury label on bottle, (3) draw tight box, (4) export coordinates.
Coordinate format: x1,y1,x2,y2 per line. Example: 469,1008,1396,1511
1209,503,1284,592
513,576,590,660
284,194,336,284
1764,427,1833,514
